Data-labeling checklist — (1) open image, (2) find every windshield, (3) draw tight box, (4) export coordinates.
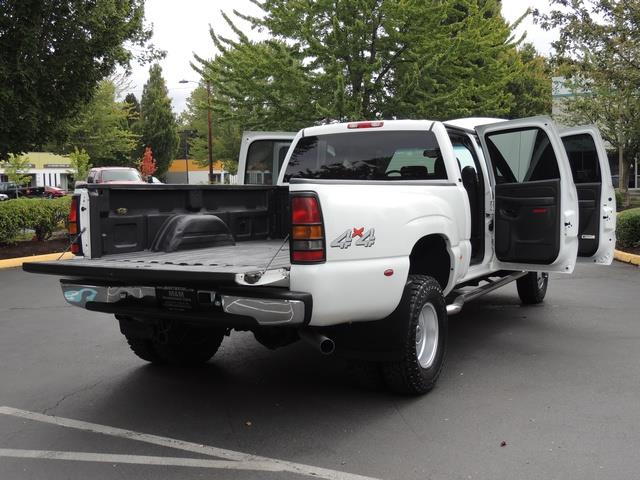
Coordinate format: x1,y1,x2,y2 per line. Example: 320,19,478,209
101,169,142,182
283,130,446,182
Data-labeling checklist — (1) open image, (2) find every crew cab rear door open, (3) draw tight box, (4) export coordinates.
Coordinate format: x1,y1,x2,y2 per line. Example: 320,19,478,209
560,125,616,264
476,117,579,273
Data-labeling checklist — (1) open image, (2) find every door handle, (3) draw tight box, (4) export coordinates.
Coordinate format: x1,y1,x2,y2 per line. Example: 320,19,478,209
499,208,518,219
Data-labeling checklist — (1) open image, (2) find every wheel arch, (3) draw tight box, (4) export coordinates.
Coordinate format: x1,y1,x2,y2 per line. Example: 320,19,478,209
408,234,454,292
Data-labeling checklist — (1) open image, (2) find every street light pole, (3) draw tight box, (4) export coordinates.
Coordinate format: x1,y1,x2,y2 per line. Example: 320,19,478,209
179,78,214,184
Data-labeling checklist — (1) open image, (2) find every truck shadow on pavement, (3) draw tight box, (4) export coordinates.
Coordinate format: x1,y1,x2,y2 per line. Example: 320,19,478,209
78,292,565,434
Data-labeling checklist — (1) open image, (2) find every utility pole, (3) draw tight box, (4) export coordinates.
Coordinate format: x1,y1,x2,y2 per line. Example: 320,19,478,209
206,81,214,184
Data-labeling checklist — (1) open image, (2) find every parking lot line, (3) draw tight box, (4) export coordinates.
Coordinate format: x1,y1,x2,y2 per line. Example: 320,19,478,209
0,406,380,480
0,448,284,472
0,448,285,471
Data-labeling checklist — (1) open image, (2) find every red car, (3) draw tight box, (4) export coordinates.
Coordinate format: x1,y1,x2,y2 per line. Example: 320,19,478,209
86,167,147,184
45,186,67,198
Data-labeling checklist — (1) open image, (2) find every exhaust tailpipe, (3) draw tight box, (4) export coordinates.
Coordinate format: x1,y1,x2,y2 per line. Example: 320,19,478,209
299,330,335,355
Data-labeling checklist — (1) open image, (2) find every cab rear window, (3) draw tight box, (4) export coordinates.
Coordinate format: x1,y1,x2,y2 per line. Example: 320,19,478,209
283,131,446,182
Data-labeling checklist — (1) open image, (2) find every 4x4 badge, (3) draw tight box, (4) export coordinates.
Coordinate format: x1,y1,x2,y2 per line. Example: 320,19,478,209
331,227,376,249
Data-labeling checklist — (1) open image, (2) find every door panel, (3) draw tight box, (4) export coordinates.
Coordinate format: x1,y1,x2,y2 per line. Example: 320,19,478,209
576,183,601,257
495,179,560,264
560,126,616,265
476,117,579,273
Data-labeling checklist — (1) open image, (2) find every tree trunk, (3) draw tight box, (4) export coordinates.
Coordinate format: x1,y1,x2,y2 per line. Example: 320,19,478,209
618,145,630,207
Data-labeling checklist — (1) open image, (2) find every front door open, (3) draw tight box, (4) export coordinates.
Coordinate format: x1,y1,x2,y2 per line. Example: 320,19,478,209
476,117,580,273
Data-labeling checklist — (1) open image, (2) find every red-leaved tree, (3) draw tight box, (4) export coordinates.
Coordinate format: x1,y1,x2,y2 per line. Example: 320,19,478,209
140,146,157,177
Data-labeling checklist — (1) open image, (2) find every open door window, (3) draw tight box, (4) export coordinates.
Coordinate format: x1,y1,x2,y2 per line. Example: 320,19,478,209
476,117,579,273
560,125,616,264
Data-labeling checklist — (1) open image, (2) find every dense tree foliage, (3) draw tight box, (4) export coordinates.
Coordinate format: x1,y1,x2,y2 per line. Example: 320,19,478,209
60,80,139,167
137,64,179,177
124,93,141,129
193,0,548,135
507,43,552,118
537,0,640,200
0,0,162,159
68,147,92,182
179,85,243,171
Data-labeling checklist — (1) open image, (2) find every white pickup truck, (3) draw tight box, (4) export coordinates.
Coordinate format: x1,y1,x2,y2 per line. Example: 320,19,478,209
24,117,616,395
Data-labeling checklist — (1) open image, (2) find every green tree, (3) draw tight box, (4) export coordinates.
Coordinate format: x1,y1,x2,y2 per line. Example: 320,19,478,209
507,43,552,118
137,64,179,177
4,155,32,187
68,147,92,182
197,0,526,125
0,0,163,159
180,85,243,170
61,80,139,167
124,93,141,129
537,0,640,203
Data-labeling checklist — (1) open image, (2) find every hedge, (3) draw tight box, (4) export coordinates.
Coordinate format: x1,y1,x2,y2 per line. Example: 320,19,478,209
616,207,640,249
0,196,72,245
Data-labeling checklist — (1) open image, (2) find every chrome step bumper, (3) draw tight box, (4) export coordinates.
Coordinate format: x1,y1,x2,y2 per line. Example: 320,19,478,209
60,281,309,326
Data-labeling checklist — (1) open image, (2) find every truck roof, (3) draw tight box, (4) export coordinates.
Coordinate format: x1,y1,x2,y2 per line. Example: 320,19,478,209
443,117,504,132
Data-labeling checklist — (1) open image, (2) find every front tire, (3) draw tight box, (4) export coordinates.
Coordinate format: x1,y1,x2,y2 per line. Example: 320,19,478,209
517,271,548,305
382,275,448,395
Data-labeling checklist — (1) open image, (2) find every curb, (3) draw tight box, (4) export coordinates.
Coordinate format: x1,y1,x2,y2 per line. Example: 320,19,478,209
614,249,640,267
0,252,75,270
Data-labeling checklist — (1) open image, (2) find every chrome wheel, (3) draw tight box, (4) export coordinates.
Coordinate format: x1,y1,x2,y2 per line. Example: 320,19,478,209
415,303,439,369
537,272,548,290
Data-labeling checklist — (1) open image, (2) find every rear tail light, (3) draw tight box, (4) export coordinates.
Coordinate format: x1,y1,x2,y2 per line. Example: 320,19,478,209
69,195,83,256
291,194,325,263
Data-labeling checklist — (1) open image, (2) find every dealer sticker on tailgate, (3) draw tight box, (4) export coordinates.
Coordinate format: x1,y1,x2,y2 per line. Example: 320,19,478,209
156,287,197,311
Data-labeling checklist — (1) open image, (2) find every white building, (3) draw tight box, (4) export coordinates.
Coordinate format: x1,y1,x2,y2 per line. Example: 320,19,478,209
0,152,74,190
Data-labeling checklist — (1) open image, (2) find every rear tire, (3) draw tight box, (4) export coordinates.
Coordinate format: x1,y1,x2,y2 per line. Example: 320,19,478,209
125,325,225,366
126,337,164,363
382,275,448,395
517,271,548,305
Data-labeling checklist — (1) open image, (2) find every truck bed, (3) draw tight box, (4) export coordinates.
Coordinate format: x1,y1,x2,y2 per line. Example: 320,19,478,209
23,240,290,285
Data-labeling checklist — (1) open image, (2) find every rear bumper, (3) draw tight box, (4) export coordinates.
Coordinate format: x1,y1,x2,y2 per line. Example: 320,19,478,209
60,280,311,327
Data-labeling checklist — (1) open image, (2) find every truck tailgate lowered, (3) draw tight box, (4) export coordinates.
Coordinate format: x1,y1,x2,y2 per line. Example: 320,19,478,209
23,240,290,286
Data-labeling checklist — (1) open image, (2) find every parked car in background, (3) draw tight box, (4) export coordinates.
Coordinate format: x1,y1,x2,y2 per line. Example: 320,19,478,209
44,186,67,198
86,167,146,185
19,186,45,198
0,181,18,199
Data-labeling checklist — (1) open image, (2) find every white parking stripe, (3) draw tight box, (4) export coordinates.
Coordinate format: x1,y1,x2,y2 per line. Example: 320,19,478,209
0,448,284,471
0,406,381,480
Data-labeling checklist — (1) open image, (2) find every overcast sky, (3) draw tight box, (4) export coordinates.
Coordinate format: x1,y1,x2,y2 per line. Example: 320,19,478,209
126,1,557,114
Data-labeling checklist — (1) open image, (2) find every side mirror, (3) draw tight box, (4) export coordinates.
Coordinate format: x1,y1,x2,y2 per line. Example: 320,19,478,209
86,177,94,184
147,175,153,183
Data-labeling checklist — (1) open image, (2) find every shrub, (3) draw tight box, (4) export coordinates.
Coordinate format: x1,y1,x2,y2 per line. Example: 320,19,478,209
0,196,72,244
616,207,640,249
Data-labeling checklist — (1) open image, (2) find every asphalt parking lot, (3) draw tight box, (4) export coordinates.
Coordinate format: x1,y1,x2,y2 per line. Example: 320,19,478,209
1,262,639,480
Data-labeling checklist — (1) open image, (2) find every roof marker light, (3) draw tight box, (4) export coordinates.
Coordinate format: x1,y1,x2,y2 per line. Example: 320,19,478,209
347,121,384,129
